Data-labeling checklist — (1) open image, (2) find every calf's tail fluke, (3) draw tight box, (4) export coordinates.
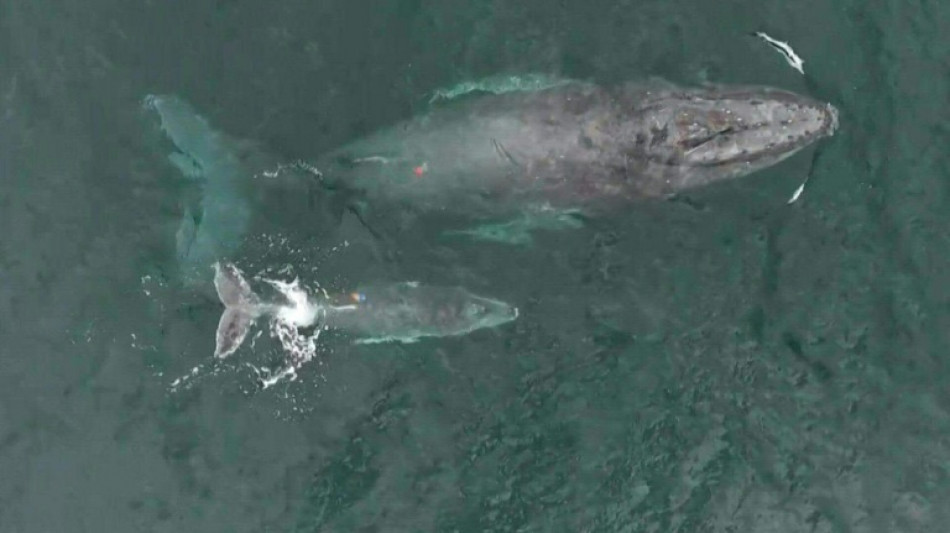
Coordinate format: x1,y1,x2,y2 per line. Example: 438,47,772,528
212,262,260,359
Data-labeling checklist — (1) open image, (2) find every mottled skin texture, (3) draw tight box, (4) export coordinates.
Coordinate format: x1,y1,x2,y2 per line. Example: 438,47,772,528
319,80,838,216
322,283,518,341
146,80,838,288
212,263,517,357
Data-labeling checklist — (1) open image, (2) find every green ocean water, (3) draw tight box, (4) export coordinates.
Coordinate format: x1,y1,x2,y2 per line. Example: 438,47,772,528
2,0,949,531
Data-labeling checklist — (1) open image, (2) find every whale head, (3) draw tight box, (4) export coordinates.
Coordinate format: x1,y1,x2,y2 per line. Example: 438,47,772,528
623,84,838,195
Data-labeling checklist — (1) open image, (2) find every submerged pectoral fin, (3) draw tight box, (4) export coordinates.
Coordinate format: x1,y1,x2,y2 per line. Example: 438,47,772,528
442,207,586,245
443,220,536,245
428,73,578,103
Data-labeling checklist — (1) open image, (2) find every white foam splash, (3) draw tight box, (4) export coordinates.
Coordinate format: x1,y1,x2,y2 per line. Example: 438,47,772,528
250,274,328,389
169,363,214,393
166,270,330,393
262,276,321,328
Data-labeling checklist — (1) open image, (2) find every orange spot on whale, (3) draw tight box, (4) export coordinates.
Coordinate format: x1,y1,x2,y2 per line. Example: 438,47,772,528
413,162,428,177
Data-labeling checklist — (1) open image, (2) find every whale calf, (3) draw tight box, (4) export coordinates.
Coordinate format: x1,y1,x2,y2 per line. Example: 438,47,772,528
212,262,518,359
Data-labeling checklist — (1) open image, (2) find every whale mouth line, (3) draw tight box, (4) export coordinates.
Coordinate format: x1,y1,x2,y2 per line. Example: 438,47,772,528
680,126,738,151
671,100,837,168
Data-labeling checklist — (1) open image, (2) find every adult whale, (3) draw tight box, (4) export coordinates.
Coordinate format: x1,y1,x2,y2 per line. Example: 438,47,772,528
315,78,839,217
145,77,838,280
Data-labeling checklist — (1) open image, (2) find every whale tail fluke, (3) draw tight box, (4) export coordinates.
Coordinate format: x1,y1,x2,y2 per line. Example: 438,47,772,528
144,94,251,288
212,262,261,359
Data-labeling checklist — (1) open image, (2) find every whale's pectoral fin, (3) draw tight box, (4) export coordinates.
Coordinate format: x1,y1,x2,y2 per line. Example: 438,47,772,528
214,308,253,359
442,207,586,245
443,220,536,245
665,193,708,212
428,73,577,104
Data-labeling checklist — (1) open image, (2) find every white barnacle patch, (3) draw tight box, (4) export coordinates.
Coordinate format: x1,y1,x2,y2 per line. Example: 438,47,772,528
753,31,805,75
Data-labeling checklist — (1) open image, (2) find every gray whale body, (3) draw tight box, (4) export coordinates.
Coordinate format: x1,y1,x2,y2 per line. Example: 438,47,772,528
319,79,839,216
145,78,838,282
212,262,518,359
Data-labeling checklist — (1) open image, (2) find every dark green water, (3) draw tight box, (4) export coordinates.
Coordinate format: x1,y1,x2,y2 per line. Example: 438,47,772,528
2,0,949,531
